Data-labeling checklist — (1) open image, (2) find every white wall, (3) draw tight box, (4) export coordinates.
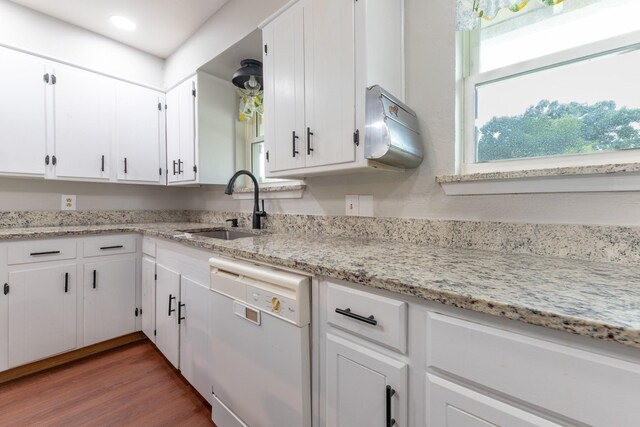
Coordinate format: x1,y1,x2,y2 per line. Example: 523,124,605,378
190,0,640,227
0,178,190,211
164,0,289,88
0,0,164,88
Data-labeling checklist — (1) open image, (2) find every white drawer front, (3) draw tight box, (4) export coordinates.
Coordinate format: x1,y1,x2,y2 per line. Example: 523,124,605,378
8,238,77,265
427,312,640,427
83,235,137,258
142,238,157,258
326,282,407,353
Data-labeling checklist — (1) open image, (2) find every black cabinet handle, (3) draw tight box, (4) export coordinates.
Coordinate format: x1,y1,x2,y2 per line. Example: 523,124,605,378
168,294,176,316
64,272,69,293
43,73,50,84
135,308,139,317
292,131,299,157
3,283,8,295
172,160,177,175
386,385,396,427
30,250,61,256
307,127,314,155
178,302,186,324
52,155,57,166
45,155,50,166
124,157,128,174
178,159,183,174
335,307,378,326
101,155,105,172
100,245,124,250
92,269,97,289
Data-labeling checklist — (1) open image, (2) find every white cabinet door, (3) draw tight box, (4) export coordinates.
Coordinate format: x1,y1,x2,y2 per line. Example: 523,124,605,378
178,78,197,182
326,334,407,427
83,258,136,346
8,264,77,368
304,0,356,168
0,254,8,373
426,375,560,427
155,264,180,368
52,63,114,180
263,3,307,173
179,277,211,403
166,77,197,184
141,257,156,343
115,82,164,184
0,47,47,177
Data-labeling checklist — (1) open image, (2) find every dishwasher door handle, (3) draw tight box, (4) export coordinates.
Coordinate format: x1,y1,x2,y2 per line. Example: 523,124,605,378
232,300,261,326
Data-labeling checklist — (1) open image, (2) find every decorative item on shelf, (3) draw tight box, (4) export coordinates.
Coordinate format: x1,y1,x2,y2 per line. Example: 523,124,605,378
457,0,564,31
232,59,264,122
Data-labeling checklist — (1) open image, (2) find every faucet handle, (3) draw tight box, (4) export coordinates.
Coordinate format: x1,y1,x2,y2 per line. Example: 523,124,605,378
259,200,267,217
226,218,239,228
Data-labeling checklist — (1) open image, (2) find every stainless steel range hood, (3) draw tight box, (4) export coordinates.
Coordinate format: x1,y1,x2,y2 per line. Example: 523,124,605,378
364,85,424,169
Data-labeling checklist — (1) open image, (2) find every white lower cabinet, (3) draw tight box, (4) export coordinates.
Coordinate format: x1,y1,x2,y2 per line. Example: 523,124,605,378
426,375,559,427
7,264,77,368
179,276,212,403
155,264,181,368
141,256,156,343
325,333,408,427
83,257,137,346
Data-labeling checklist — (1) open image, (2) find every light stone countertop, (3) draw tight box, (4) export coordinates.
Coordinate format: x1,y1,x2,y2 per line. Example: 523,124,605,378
1,222,639,349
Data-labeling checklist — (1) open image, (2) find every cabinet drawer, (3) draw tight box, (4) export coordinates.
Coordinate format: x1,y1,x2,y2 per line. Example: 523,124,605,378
8,239,77,265
427,313,640,426
142,238,156,258
83,235,136,258
326,282,407,353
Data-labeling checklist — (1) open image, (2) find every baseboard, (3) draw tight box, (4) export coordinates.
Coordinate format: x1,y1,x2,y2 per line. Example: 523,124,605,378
0,332,147,385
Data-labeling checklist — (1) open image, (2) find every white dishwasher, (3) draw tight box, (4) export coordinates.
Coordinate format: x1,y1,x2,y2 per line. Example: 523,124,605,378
209,256,311,427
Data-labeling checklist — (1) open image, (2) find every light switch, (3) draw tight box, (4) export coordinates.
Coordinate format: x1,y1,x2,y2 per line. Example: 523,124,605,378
358,195,374,217
345,195,359,216
61,195,76,211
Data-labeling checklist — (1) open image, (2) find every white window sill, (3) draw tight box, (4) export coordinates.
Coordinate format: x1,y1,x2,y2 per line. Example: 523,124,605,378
232,183,306,200
436,163,640,195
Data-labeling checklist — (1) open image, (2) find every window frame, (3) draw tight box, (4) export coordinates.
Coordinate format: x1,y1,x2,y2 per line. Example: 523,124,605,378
461,27,640,174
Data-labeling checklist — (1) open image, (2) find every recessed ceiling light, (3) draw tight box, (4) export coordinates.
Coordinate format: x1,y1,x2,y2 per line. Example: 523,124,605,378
110,15,136,31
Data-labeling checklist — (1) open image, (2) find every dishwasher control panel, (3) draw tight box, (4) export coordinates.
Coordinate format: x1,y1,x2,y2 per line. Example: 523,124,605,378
246,284,298,324
210,256,310,327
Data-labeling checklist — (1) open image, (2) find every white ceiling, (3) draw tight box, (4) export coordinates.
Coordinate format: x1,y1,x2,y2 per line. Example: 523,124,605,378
200,29,263,82
10,0,229,58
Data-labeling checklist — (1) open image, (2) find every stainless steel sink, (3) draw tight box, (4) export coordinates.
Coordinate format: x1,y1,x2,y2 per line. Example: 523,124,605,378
187,230,257,240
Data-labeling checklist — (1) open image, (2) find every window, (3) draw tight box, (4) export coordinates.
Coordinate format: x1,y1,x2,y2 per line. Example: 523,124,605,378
461,0,640,173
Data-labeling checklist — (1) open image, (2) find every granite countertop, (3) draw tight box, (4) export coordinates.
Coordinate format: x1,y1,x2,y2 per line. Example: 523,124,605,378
1,222,639,349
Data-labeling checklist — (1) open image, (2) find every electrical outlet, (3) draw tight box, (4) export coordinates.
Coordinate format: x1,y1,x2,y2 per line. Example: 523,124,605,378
61,195,76,211
345,195,359,216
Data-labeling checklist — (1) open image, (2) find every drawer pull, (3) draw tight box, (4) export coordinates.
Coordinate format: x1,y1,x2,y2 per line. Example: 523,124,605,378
335,307,378,326
100,245,124,250
64,272,69,293
386,385,396,427
30,250,61,256
92,269,97,289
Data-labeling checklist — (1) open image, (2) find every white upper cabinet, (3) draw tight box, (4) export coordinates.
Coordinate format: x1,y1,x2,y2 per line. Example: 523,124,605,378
262,0,404,178
263,2,307,173
51,63,115,181
0,47,47,177
115,82,165,184
166,77,196,184
166,73,237,185
304,0,356,169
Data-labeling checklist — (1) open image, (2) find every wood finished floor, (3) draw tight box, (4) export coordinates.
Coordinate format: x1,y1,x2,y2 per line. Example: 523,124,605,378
0,341,214,427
